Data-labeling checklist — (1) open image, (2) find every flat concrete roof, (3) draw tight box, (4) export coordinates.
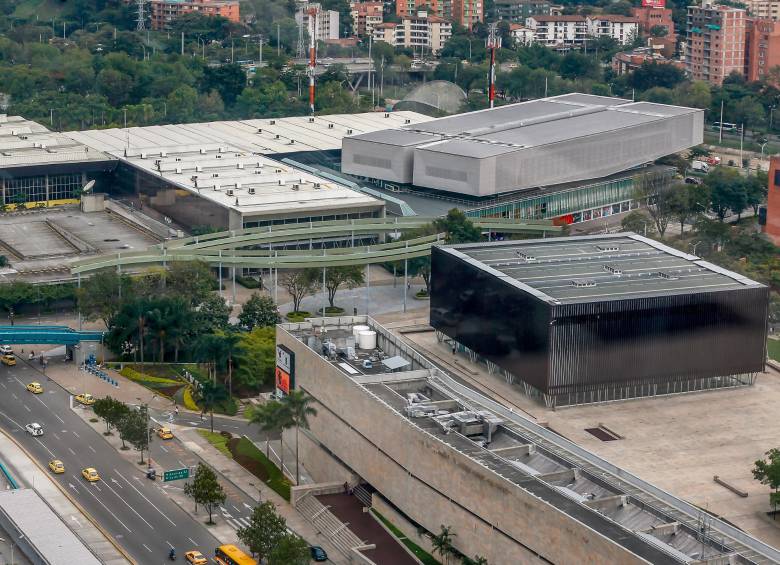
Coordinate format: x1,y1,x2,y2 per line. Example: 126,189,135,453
282,316,780,564
447,234,763,303
0,488,101,565
0,115,112,171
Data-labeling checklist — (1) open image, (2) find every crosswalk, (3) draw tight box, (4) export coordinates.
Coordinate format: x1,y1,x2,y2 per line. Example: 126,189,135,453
220,506,251,531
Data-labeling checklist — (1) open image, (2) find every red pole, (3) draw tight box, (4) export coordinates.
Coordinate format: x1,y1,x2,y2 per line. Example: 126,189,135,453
308,9,317,115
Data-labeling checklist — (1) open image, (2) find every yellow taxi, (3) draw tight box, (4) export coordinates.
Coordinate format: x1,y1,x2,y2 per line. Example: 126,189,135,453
1,354,16,367
184,550,208,565
157,427,174,440
81,467,100,482
48,459,65,474
75,393,95,405
26,382,43,394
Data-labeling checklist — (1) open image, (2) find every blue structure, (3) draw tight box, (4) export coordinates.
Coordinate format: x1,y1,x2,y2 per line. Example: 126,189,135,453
0,325,105,346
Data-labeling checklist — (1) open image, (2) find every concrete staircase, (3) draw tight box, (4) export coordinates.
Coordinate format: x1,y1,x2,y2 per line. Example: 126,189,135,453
296,492,370,561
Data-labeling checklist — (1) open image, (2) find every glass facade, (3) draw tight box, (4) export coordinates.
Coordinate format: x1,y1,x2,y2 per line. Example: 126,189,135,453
243,210,379,229
2,173,83,206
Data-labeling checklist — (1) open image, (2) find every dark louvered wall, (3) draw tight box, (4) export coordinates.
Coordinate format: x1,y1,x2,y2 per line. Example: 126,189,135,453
431,247,769,396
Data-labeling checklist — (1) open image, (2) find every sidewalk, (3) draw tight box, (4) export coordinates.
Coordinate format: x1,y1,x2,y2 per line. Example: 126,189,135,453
178,428,349,565
0,431,129,565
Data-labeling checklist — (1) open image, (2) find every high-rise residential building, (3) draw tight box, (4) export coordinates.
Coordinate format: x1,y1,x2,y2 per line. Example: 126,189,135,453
766,156,780,245
632,4,676,56
296,3,340,41
396,0,440,18
149,0,240,30
452,0,483,28
350,1,383,36
686,3,746,85
744,0,780,20
745,17,780,81
525,15,638,49
494,0,553,23
373,11,452,53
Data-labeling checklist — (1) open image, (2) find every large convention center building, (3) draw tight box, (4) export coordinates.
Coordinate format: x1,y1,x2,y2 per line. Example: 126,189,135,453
430,234,769,407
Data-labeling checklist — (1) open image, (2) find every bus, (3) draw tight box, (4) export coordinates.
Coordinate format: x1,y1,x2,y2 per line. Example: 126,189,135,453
712,121,740,132
214,544,256,565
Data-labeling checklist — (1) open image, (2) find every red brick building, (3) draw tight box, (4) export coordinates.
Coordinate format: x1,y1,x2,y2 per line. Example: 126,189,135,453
150,0,240,31
632,5,676,57
766,156,780,245
685,4,746,85
351,1,384,36
745,18,780,82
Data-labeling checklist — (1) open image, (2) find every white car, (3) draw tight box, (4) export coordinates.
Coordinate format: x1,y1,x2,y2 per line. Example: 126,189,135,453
0,345,12,355
25,423,43,436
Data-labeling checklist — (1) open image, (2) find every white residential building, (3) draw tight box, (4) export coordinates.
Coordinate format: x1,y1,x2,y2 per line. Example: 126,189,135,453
373,11,452,54
296,3,340,41
525,14,638,48
509,23,535,45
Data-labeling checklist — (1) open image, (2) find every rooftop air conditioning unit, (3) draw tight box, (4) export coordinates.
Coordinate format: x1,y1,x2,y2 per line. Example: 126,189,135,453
226,189,234,196
405,119,411,124
237,163,244,169
213,183,221,191
256,162,264,168
292,184,300,191
200,148,207,154
141,152,148,159
216,154,223,159
175,167,182,174
270,120,276,125
314,183,321,189
257,128,263,133
278,179,285,186
289,139,295,145
218,147,225,153
275,134,280,139
175,157,182,162
195,165,203,172
235,182,242,189
248,187,256,195
328,123,334,129
347,129,353,134
161,151,167,158
154,159,161,166
212,173,220,178
384,113,390,118
275,168,282,173
308,117,315,123
254,170,263,175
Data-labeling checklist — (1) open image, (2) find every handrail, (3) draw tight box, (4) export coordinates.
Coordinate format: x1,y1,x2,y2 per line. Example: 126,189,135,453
0,460,19,489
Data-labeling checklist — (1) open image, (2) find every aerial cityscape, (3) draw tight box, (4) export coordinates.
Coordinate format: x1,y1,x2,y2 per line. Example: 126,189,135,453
0,0,779,563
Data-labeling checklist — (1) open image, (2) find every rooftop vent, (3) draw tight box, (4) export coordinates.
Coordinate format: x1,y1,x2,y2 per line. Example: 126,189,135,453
308,117,315,123
237,163,244,169
140,152,148,159
226,189,234,196
200,148,207,154
289,139,295,145
275,168,283,173
515,251,536,262
384,113,390,118
218,147,225,153
275,134,280,139
213,183,221,191
314,183,321,189
254,170,263,175
278,179,285,186
248,187,256,195
347,129,353,134
405,118,411,124
175,157,182,162
212,173,220,178
235,182,242,189
270,120,276,125
658,271,679,280
571,279,597,288
603,265,623,276
328,123,334,129
195,165,203,172
160,151,168,158
596,245,620,252
216,154,223,159
175,167,182,174
292,184,300,190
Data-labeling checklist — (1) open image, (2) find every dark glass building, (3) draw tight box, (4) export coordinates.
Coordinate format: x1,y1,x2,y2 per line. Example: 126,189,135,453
431,234,769,407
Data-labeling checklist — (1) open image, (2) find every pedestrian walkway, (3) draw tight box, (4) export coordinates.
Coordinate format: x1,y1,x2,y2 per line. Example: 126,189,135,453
0,432,129,565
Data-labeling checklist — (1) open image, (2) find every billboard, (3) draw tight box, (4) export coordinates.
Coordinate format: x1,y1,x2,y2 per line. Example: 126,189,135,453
641,0,665,7
275,344,295,396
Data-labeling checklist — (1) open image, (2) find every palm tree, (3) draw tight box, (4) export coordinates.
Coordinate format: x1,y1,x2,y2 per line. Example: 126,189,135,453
431,525,456,565
199,381,228,433
250,400,293,479
281,390,317,485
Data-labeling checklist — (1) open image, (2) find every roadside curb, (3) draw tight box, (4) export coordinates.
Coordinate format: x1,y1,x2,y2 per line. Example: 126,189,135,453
0,428,136,565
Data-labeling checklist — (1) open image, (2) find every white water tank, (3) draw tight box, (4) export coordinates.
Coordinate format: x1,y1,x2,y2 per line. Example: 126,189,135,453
352,325,370,340
358,330,377,350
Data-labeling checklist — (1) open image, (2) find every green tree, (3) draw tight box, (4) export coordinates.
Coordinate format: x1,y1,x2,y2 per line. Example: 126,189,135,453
166,260,216,305
432,525,457,565
745,171,768,216
184,463,227,525
93,396,129,436
200,64,247,106
269,534,310,565
434,209,482,244
667,182,710,234
621,210,656,236
199,380,229,433
319,265,364,309
234,327,276,390
705,168,747,221
628,61,685,91
117,406,151,463
239,293,280,330
76,271,133,329
236,501,287,560
280,270,317,313
195,294,231,334
281,390,317,485
250,400,294,476
634,173,675,237
753,448,780,515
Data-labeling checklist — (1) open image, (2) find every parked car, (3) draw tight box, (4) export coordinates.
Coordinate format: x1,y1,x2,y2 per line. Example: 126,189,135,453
75,393,95,405
684,176,703,185
25,423,43,436
1,354,16,366
691,160,710,173
310,546,328,562
0,345,13,355
705,156,721,165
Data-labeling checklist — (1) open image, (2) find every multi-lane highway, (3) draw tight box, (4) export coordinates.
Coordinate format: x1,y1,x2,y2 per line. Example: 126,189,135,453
0,360,233,564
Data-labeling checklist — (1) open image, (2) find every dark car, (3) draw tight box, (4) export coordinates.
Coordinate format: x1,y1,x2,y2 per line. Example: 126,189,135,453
310,546,328,562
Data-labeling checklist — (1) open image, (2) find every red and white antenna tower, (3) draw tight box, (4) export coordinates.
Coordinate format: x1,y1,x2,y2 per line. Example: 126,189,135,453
486,23,501,109
307,6,318,115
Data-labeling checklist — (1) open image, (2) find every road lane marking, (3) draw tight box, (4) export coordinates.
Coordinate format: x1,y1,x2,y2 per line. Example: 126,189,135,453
113,469,177,527
226,518,240,530
142,544,152,553
166,540,174,549
101,479,154,529
11,393,17,400
33,395,49,409
0,383,6,389
34,437,56,458
159,445,168,453
88,445,96,453
232,505,240,512
23,405,30,412
54,414,65,424
0,410,24,430
53,433,61,440
72,431,80,438
67,447,75,455
110,478,124,489
74,475,133,533
188,537,197,546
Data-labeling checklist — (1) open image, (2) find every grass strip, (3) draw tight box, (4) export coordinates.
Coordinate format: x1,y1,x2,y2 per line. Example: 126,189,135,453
768,339,780,362
197,429,231,457
370,509,440,565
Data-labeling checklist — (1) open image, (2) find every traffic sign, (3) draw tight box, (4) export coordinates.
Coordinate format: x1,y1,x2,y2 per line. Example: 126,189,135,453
163,468,190,482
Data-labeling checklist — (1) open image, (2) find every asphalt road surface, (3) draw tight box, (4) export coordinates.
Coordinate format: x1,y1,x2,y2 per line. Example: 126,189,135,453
0,361,223,564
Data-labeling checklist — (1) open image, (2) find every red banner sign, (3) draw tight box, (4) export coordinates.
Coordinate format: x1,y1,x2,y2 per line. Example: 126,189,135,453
275,367,292,395
641,0,665,7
